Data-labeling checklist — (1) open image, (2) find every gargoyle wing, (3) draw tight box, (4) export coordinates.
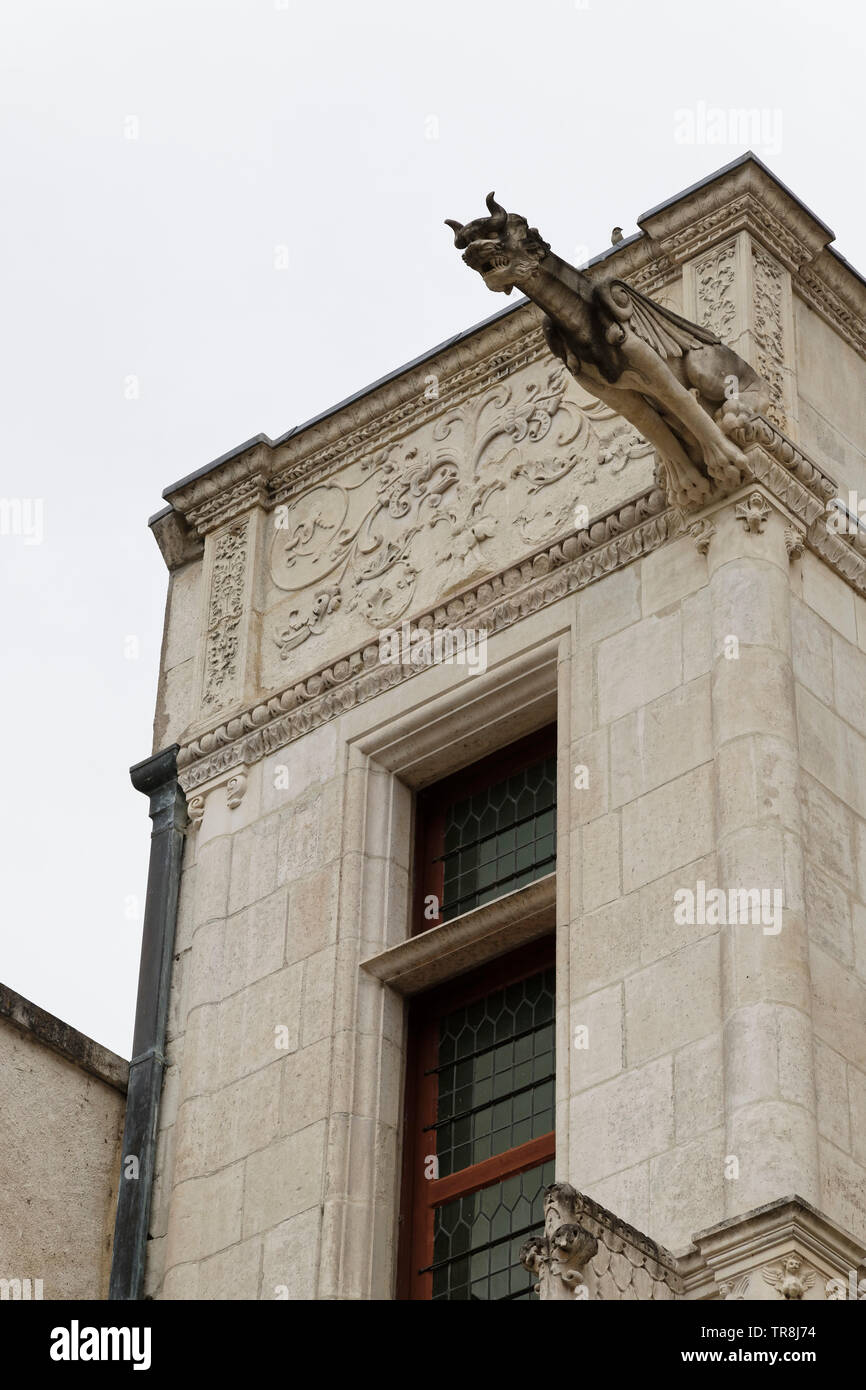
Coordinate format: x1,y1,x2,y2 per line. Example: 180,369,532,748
598,279,722,360
761,1265,783,1290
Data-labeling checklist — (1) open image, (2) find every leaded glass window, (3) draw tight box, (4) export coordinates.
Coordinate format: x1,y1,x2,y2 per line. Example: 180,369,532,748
400,942,555,1301
414,726,557,934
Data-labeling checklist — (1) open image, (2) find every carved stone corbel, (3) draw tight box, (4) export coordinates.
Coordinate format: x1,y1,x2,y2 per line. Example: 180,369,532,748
734,490,772,534
226,769,248,809
186,795,205,830
784,523,806,560
688,518,717,555
520,1183,598,1299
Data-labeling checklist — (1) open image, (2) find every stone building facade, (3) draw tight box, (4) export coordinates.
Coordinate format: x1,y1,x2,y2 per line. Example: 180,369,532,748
121,154,866,1301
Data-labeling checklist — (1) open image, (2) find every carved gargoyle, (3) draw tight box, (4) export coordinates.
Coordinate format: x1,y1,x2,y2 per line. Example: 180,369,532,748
445,193,770,509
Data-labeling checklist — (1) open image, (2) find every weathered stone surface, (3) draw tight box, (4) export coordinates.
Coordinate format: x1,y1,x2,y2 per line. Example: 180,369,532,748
597,611,682,725
622,764,714,892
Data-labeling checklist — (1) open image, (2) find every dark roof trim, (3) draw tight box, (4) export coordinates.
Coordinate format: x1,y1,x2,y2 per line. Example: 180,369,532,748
638,150,835,239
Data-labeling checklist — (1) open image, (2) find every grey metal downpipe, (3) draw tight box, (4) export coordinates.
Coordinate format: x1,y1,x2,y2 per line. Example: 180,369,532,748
109,744,186,1300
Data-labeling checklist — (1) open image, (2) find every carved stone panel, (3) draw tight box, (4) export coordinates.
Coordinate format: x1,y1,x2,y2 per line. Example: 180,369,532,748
683,231,796,438
262,358,655,689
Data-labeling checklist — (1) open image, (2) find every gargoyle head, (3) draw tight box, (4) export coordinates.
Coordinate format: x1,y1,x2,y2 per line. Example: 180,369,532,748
445,192,550,294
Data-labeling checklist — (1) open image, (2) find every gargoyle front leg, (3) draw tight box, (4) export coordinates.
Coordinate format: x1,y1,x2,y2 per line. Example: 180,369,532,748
623,335,748,489
571,370,713,507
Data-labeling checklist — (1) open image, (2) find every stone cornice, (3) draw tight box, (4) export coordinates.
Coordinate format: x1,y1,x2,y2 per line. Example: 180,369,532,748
155,160,866,557
174,416,865,793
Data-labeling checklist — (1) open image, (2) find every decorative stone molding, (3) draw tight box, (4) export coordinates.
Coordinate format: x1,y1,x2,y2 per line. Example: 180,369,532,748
688,519,716,555
225,770,248,809
692,238,738,340
761,1257,815,1299
175,485,675,791
174,416,866,792
678,1195,866,1302
735,490,772,534
520,1184,682,1301
751,243,789,430
784,524,806,560
519,1190,865,1302
186,795,205,830
199,518,249,715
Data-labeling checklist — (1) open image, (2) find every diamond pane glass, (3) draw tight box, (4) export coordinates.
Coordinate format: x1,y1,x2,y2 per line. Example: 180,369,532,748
434,967,555,1178
440,755,556,920
431,1159,554,1300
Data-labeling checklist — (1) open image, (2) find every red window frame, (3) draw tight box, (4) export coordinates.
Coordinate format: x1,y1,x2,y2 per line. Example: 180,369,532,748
397,936,556,1301
412,723,557,935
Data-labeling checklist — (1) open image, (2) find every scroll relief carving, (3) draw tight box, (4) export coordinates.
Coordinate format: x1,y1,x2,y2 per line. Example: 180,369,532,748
268,362,653,653
201,519,248,713
694,238,739,341
752,245,788,431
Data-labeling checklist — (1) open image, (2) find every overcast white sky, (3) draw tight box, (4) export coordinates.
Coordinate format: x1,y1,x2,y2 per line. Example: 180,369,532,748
1,0,864,1057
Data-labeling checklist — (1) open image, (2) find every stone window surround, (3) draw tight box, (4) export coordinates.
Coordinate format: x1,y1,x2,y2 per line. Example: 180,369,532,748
324,617,573,1299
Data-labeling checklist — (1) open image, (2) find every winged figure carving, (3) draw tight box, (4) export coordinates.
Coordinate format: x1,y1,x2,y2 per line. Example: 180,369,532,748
762,1256,816,1300
445,193,770,509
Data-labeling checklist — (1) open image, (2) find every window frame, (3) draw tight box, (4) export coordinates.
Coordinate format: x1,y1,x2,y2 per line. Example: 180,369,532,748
397,935,556,1301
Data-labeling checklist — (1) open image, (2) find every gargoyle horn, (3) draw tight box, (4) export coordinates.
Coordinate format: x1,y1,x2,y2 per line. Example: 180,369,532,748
444,217,465,245
485,191,507,227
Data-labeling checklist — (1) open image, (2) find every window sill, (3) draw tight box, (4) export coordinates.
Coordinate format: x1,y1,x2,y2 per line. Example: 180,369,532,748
360,872,556,996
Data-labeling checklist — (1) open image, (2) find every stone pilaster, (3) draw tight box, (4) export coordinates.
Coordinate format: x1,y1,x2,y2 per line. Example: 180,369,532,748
683,231,797,438
704,491,820,1217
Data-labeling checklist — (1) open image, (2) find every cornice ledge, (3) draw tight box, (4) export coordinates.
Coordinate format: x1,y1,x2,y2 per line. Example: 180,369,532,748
680,1195,866,1295
796,248,866,362
360,872,556,995
640,161,832,273
176,485,677,789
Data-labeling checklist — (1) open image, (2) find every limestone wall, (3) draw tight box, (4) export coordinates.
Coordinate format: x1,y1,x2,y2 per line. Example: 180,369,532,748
564,539,722,1251
791,549,866,1239
0,990,126,1300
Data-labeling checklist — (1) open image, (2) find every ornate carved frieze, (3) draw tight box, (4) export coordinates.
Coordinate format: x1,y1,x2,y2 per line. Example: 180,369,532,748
174,415,862,793
265,363,655,660
176,485,675,792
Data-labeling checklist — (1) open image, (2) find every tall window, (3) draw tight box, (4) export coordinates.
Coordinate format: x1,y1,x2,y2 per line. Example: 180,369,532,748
399,941,555,1300
399,724,558,1300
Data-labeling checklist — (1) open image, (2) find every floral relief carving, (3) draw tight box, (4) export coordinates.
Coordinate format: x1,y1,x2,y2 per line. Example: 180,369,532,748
694,239,738,340
201,521,248,712
268,364,654,648
752,245,787,429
